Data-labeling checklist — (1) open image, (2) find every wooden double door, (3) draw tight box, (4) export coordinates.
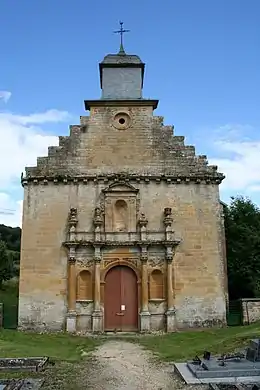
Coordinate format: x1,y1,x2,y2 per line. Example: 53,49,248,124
104,265,138,331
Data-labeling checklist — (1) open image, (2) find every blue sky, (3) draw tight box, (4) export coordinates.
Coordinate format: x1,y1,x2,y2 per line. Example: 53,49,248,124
0,0,259,226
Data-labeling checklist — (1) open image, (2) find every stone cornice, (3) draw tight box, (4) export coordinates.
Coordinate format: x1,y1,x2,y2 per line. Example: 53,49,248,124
21,173,225,187
84,99,158,111
62,239,181,248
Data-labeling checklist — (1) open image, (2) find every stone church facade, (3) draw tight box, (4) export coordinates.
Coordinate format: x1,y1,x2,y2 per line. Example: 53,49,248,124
18,45,228,333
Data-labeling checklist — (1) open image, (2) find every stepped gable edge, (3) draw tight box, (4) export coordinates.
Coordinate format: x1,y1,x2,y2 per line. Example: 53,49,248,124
22,114,224,185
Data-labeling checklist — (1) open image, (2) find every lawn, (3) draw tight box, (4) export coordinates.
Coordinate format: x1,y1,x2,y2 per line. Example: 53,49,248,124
0,322,259,363
0,329,101,361
136,322,260,361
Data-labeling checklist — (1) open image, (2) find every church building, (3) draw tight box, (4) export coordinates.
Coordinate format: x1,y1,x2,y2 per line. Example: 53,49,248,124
18,26,228,333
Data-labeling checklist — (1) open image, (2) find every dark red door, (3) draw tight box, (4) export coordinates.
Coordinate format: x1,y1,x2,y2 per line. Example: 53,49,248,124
104,266,138,331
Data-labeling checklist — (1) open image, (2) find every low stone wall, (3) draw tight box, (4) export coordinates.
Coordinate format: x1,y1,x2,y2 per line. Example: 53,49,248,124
241,298,260,325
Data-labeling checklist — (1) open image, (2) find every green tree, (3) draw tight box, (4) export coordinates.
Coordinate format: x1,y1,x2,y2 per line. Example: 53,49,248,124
225,196,260,299
0,239,14,289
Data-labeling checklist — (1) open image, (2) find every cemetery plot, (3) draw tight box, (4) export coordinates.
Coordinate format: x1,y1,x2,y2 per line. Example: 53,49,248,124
209,384,260,390
174,339,260,384
0,378,44,389
0,358,48,373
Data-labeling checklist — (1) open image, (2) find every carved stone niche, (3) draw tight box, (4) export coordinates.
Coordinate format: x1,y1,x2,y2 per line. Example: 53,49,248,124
102,181,139,232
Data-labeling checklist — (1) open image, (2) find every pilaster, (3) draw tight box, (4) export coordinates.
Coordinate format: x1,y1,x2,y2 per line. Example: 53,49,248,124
92,246,103,332
66,253,77,333
165,246,176,332
139,245,150,332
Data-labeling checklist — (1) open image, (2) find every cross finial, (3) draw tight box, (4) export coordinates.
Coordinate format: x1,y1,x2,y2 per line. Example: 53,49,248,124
113,21,130,55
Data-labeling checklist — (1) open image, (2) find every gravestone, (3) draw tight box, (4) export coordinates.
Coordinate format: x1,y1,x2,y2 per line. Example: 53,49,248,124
0,379,44,389
210,384,260,390
0,357,48,372
0,357,47,389
186,339,260,379
174,339,260,384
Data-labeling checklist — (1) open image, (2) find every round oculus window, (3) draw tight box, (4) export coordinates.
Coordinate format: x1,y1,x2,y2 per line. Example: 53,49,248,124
112,112,131,130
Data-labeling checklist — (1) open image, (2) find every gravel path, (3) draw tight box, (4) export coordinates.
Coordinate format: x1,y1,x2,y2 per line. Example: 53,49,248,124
84,340,207,390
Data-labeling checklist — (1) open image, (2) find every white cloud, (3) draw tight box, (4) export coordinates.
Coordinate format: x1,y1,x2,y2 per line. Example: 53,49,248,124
208,125,260,193
0,91,12,103
0,104,72,227
1,109,71,125
0,193,22,227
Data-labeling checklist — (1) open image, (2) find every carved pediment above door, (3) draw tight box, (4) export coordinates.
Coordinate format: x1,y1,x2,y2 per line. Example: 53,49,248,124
101,181,140,233
102,181,139,194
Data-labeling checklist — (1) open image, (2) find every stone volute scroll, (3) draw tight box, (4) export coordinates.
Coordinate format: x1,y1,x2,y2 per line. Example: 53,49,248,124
138,212,148,241
163,207,173,241
93,206,103,241
68,208,78,241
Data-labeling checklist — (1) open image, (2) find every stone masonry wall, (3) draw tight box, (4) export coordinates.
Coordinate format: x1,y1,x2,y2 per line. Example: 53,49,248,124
24,106,223,181
19,102,226,331
19,180,226,330
18,185,68,331
241,298,260,325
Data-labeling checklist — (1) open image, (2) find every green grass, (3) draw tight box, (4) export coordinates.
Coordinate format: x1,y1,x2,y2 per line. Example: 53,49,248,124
134,322,260,361
0,330,100,362
1,322,260,363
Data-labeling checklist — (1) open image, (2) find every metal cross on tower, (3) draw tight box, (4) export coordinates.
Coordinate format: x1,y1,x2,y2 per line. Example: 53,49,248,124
113,21,130,54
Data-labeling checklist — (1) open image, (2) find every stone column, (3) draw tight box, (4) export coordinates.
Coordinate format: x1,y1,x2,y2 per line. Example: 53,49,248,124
140,246,150,332
92,246,103,332
94,260,101,311
66,250,77,333
165,246,176,332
